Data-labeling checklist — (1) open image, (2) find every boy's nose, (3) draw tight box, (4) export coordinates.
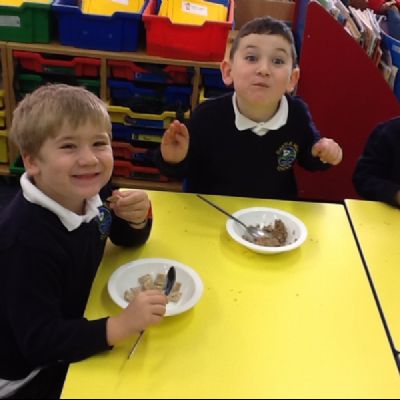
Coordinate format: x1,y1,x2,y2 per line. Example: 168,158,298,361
257,61,270,76
78,147,98,164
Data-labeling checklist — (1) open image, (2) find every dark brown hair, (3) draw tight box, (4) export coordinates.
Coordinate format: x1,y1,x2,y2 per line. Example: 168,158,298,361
230,16,297,67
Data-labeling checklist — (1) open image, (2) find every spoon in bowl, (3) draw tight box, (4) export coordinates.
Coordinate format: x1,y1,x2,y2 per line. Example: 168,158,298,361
127,266,176,359
196,194,268,241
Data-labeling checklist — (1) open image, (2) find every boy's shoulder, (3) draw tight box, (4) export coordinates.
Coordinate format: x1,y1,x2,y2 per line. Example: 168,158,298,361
286,94,310,112
192,92,233,115
0,192,62,252
375,116,400,132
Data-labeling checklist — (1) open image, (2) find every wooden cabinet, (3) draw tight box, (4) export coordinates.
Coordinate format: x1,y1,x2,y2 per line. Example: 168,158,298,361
1,38,230,191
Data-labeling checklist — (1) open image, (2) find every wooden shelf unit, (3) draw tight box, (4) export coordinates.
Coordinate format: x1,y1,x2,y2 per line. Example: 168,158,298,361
2,34,237,191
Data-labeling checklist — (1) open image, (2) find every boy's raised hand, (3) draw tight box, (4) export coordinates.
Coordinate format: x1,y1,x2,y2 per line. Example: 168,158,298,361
107,189,150,227
312,138,343,165
161,120,189,164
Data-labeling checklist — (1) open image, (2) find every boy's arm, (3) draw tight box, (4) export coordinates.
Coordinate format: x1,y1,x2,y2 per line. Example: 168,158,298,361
151,120,190,179
100,184,152,247
151,146,189,179
353,125,400,207
291,97,333,171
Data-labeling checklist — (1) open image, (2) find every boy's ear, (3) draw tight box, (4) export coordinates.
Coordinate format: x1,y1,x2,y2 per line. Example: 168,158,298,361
287,67,300,93
220,59,234,86
21,152,40,177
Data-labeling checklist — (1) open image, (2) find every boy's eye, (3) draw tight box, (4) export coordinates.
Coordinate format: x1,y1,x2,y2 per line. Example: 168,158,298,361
272,58,286,65
93,141,109,147
244,54,258,62
60,143,76,149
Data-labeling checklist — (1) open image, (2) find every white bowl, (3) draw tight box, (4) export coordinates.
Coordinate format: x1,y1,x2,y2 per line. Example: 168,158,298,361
226,207,307,254
108,258,204,316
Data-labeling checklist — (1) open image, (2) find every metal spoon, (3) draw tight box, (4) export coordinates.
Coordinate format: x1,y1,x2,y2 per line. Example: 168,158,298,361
196,194,268,241
127,266,176,359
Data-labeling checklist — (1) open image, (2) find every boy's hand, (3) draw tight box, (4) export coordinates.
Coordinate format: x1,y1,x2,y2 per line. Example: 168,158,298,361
107,290,167,345
161,120,189,164
312,138,343,165
124,290,167,332
107,189,150,227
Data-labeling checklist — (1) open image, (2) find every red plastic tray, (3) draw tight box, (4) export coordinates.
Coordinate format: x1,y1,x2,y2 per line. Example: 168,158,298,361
142,0,234,61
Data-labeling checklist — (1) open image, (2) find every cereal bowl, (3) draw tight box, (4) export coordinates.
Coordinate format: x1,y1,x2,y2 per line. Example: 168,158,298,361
108,258,204,316
226,207,307,254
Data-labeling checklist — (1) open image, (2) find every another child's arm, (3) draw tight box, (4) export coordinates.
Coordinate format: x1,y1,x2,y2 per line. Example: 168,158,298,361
311,138,343,165
160,120,189,164
106,290,167,345
353,121,400,207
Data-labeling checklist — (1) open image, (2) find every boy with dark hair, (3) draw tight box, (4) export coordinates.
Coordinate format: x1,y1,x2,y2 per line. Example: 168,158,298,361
154,16,342,200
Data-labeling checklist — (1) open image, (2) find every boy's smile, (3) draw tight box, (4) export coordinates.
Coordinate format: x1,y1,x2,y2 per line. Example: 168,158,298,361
221,33,299,122
23,120,113,214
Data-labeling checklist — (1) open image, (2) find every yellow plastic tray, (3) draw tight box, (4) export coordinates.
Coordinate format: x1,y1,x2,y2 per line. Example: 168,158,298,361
0,130,8,163
159,0,227,25
81,0,144,16
0,0,51,6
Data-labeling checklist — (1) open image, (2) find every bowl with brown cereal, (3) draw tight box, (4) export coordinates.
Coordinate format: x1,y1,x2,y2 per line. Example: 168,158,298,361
226,207,307,254
108,258,204,316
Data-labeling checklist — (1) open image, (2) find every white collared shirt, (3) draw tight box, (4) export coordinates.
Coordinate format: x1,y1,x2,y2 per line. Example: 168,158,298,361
20,172,102,232
232,93,289,136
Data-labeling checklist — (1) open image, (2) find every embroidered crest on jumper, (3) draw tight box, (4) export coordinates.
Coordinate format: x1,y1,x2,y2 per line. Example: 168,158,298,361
97,206,112,239
276,142,298,171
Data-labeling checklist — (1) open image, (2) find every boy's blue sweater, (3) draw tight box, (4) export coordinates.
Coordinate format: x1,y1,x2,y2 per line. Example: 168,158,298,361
0,187,151,380
154,93,330,199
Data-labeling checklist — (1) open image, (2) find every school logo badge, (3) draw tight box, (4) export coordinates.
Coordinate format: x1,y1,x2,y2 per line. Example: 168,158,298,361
97,205,112,240
276,142,298,171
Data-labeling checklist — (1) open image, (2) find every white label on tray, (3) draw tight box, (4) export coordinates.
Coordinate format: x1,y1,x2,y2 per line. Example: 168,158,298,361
0,16,20,28
112,0,129,4
182,1,208,16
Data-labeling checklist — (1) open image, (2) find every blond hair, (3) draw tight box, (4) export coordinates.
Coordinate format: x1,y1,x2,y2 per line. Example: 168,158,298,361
10,84,111,157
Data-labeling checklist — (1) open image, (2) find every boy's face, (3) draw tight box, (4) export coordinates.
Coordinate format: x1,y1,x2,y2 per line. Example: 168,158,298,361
23,120,113,214
221,33,299,116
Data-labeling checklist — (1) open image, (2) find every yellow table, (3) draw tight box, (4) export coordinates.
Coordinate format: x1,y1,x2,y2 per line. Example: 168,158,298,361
345,199,400,353
62,192,400,398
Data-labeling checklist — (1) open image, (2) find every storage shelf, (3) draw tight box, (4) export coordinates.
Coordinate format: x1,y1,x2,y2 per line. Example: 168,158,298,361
2,31,238,193
7,41,223,68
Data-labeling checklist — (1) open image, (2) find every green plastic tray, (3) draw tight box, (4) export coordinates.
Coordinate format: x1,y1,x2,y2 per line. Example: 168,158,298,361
0,1,52,43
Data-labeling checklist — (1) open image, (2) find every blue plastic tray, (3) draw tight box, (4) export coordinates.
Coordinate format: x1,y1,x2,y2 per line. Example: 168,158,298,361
52,0,145,51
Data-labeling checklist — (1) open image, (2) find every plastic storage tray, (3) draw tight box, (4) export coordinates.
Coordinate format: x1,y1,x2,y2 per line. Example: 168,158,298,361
142,0,234,61
14,51,101,77
108,79,192,112
0,110,5,129
113,159,169,181
52,0,145,51
108,105,189,129
0,0,52,43
108,60,193,84
112,123,163,143
15,73,100,97
0,130,8,163
201,67,227,88
0,89,4,109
